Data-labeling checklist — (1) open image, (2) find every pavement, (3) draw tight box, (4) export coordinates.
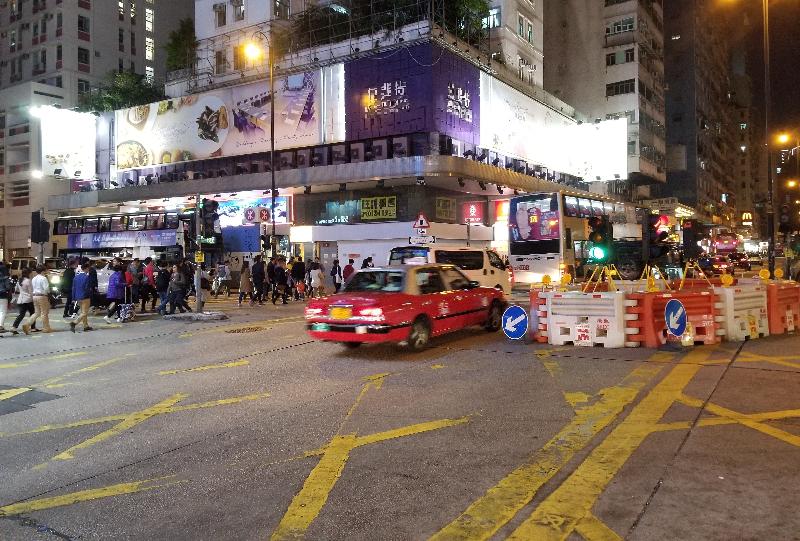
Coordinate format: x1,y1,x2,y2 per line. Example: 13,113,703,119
0,294,799,540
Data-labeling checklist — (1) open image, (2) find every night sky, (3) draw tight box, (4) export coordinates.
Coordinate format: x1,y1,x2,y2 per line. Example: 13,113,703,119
737,0,800,132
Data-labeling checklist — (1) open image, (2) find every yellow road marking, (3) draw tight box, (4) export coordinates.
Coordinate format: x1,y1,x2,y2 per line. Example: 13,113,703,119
3,392,271,439
351,416,470,450
431,364,445,370
159,359,250,375
652,406,800,433
0,476,183,517
37,394,187,467
0,351,89,370
541,358,561,378
506,348,715,541
179,315,305,338
734,352,800,370
574,513,623,541
34,355,131,388
0,387,32,401
429,361,664,541
677,394,800,448
271,434,358,541
339,373,388,431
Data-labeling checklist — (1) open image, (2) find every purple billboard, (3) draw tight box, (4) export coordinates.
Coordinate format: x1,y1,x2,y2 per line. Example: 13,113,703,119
345,43,479,144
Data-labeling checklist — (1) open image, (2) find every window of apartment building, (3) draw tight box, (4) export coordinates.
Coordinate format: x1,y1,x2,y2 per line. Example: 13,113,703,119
628,140,637,156
527,21,533,43
57,12,62,31
145,65,154,82
119,58,124,73
119,28,125,51
274,0,290,20
78,47,90,65
606,48,635,66
482,7,500,29
130,1,136,24
606,17,634,35
605,0,629,5
118,1,125,21
78,15,90,33
130,60,135,72
606,79,635,96
233,0,245,21
214,3,227,27
56,44,62,61
517,56,535,84
233,45,246,71
215,49,227,74
9,30,17,50
145,36,154,60
33,22,39,37
78,78,90,93
518,14,524,36
625,48,634,62
131,31,136,53
145,8,154,32
41,17,47,35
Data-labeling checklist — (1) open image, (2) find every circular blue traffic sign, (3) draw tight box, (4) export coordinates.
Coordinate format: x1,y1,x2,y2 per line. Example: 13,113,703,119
502,305,528,340
664,298,687,337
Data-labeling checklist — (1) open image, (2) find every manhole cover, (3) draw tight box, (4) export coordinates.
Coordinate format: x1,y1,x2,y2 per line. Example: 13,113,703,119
225,326,264,334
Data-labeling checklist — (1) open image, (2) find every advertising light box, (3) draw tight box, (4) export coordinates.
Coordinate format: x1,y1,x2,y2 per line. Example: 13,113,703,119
115,65,346,171
36,106,97,178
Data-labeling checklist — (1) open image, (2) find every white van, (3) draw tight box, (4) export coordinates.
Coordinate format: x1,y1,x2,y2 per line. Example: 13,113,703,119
388,246,512,293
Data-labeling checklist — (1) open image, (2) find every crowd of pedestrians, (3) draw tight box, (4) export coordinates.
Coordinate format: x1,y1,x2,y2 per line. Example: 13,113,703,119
0,254,376,336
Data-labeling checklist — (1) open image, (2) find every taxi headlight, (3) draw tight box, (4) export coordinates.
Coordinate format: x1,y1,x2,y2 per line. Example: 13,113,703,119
50,275,61,284
305,307,323,318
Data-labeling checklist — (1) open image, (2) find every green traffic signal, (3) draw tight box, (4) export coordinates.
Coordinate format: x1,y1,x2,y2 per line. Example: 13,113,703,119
589,246,607,260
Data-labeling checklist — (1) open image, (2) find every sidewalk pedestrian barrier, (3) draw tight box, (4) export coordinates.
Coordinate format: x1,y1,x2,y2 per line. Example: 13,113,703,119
528,289,549,343
669,277,736,290
766,282,800,335
713,284,769,341
623,291,720,348
544,291,627,348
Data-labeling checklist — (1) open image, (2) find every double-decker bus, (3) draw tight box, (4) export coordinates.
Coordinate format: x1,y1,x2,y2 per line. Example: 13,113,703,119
508,192,637,284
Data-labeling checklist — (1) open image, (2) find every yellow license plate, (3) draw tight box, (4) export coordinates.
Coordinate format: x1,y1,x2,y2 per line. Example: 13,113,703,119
330,307,352,320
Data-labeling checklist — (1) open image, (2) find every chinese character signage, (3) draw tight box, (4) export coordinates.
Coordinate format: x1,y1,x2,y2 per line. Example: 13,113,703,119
446,83,472,122
435,197,457,221
364,80,409,116
462,201,485,224
361,196,397,220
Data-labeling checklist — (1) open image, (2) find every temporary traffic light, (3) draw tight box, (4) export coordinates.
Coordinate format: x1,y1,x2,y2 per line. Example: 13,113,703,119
682,219,702,260
588,216,613,262
643,213,669,261
30,211,50,244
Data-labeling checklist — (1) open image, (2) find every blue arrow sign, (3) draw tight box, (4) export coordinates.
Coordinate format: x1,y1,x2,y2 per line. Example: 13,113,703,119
664,298,687,337
502,305,528,340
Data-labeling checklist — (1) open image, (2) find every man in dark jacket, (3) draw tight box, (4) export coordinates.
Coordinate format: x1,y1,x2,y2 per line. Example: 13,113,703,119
70,261,94,333
81,257,99,309
61,258,77,318
252,255,266,305
155,262,171,315
266,257,276,298
290,258,306,300
272,258,289,304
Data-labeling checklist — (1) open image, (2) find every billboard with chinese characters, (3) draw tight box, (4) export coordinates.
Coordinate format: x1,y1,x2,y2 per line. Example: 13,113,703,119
345,43,479,144
35,106,97,178
462,201,485,224
360,196,397,220
115,69,343,171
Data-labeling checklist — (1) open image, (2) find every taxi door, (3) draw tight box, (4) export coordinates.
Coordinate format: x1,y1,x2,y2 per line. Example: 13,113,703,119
414,267,460,335
441,267,486,326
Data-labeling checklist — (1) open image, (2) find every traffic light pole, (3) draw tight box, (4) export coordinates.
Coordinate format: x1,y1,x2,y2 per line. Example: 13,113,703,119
195,192,204,313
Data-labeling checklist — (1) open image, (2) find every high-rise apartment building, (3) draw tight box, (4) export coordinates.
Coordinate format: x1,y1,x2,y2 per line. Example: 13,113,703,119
0,0,193,259
663,0,739,227
543,0,666,202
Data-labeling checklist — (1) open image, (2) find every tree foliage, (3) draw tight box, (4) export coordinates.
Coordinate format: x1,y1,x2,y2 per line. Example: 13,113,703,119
76,71,166,113
272,0,490,58
165,18,197,72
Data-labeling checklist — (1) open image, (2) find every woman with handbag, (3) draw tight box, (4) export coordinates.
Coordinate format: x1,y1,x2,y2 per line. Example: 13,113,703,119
238,260,254,306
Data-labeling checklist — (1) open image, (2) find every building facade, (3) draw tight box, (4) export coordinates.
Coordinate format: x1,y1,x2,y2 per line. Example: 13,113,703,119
663,0,739,227
543,0,667,203
0,0,193,259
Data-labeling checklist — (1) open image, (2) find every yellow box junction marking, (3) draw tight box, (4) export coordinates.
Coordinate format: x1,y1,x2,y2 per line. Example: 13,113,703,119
271,373,470,541
735,351,800,370
159,359,250,376
0,476,184,517
0,387,32,401
505,348,716,541
0,351,89,370
33,355,132,389
430,357,666,541
1,392,270,467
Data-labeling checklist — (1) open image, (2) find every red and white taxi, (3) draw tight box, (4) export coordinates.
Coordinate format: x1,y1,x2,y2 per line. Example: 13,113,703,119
305,264,506,350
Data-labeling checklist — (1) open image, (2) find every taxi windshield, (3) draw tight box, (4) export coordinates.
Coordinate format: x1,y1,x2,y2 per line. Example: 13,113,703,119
344,271,405,292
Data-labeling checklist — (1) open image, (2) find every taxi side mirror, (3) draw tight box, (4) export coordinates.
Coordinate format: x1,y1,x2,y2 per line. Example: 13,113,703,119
466,281,480,289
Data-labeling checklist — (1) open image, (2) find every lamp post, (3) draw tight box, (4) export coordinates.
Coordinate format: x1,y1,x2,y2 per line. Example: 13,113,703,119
761,0,775,275
244,35,277,258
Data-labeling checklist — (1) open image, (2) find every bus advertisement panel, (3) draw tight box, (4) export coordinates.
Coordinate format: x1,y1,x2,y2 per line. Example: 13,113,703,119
509,193,564,284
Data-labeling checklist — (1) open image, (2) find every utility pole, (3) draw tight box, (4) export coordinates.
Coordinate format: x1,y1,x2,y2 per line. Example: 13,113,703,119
195,193,204,313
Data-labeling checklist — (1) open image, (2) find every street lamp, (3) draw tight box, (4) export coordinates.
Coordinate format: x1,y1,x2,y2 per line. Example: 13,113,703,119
244,33,277,258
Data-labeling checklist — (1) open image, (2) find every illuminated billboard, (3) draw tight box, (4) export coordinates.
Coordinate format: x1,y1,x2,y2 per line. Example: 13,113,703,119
35,106,96,178
115,65,345,171
478,73,626,181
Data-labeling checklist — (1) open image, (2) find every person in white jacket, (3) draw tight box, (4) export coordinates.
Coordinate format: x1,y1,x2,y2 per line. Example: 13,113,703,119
11,268,35,334
23,264,52,334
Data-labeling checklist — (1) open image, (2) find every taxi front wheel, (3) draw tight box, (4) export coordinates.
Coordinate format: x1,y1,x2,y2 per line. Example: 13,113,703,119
343,342,361,349
486,301,502,332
